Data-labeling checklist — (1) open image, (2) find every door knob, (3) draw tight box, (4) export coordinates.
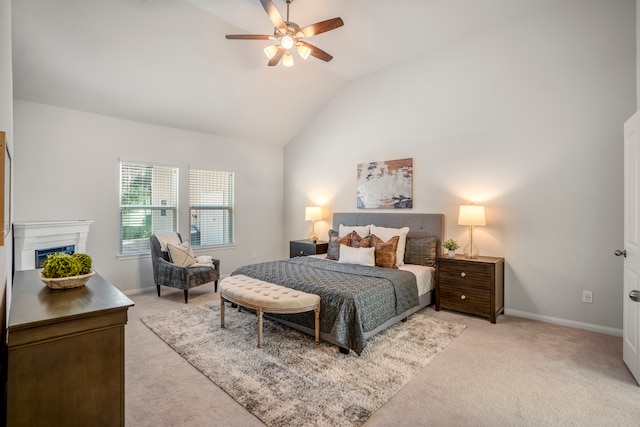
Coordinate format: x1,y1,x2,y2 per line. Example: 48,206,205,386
630,290,640,302
615,249,627,257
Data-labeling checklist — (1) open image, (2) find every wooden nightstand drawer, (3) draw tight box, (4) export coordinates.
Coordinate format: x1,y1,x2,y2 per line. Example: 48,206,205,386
439,283,491,318
435,255,505,323
439,262,492,288
290,240,328,258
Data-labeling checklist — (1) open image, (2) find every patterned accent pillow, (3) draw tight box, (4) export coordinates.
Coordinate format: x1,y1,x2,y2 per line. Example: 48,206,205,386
370,225,410,267
371,234,400,269
404,236,438,267
167,241,196,267
327,230,353,261
350,232,373,248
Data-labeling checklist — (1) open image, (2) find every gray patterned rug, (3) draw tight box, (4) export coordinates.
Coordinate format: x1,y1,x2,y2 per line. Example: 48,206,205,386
141,303,466,427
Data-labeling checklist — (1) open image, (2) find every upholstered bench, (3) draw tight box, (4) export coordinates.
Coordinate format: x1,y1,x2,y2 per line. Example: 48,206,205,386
219,275,321,348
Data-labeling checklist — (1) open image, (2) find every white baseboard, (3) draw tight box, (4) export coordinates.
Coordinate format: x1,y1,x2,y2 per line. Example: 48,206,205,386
123,285,156,297
122,274,229,297
505,308,622,337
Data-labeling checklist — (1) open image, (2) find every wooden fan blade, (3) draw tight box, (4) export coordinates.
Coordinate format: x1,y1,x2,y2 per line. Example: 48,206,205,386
298,17,344,38
298,40,333,62
268,47,285,66
260,0,288,33
225,34,273,40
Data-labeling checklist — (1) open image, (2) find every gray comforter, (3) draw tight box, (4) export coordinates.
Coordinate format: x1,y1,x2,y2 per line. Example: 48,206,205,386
231,256,419,354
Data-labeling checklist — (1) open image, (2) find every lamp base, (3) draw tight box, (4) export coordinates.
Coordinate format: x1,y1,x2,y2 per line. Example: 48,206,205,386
463,242,479,259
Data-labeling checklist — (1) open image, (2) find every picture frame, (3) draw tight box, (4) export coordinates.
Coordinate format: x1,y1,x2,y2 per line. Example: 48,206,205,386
356,157,413,209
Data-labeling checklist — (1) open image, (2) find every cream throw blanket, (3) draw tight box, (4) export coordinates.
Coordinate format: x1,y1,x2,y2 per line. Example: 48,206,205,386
155,231,182,252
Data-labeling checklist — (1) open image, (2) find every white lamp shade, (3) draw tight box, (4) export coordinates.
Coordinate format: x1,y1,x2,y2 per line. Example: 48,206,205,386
283,51,294,67
305,206,322,221
297,44,311,59
264,45,279,59
458,205,486,226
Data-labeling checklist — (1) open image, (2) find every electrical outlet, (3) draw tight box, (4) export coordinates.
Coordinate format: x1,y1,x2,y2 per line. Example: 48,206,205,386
251,251,257,259
582,290,593,304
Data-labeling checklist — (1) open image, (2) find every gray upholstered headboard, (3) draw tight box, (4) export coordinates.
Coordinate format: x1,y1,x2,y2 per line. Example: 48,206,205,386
332,212,445,256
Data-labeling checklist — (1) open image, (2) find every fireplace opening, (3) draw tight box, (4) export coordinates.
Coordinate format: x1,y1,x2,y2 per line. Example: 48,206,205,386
35,245,76,269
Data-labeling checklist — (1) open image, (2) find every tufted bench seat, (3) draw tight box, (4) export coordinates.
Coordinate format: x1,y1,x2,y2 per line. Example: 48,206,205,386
219,275,321,348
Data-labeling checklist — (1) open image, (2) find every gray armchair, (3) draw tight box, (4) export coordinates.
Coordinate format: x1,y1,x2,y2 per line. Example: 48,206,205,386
150,233,220,303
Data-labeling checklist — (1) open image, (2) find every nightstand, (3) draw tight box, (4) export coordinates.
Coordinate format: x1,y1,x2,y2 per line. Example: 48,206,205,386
435,255,505,323
289,239,329,258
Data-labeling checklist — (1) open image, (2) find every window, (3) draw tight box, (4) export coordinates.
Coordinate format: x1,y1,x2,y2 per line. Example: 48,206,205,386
119,161,178,254
189,168,234,247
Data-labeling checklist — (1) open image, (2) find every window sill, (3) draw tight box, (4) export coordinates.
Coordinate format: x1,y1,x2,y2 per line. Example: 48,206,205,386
117,243,236,260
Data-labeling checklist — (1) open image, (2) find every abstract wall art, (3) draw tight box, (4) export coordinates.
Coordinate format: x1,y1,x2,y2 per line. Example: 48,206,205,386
356,158,413,209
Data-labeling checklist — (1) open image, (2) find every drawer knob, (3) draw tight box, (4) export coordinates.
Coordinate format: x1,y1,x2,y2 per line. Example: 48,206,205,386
460,272,466,277
461,295,466,300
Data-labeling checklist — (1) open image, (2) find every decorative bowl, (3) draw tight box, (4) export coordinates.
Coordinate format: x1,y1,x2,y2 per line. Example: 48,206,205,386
39,270,95,290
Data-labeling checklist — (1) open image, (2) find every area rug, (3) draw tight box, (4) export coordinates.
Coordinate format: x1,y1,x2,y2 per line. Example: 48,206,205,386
141,303,466,427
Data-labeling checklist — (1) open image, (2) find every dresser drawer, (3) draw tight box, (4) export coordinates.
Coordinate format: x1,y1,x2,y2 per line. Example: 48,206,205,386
439,283,491,318
439,261,492,288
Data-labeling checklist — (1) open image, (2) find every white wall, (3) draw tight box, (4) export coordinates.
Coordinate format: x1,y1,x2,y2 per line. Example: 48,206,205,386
13,100,284,294
638,0,640,110
0,0,13,327
284,0,635,332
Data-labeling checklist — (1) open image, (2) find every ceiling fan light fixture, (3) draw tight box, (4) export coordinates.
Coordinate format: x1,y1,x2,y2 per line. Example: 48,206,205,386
297,44,311,59
225,0,344,67
283,51,294,67
263,44,279,59
281,35,295,50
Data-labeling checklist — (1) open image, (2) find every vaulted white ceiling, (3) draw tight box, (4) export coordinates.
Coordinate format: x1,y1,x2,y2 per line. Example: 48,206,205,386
11,0,563,146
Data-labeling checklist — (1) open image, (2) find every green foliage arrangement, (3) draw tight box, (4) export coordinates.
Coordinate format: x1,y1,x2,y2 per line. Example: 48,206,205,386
443,239,460,251
41,253,93,278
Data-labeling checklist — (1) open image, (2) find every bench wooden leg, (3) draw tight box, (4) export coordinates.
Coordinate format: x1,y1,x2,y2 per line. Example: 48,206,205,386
220,294,225,328
257,308,264,348
314,304,320,345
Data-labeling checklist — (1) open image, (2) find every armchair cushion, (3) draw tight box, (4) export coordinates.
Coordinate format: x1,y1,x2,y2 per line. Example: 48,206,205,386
167,241,197,267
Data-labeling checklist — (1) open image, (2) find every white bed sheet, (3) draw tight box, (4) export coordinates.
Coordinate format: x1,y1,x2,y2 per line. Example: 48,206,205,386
307,254,434,296
398,263,435,296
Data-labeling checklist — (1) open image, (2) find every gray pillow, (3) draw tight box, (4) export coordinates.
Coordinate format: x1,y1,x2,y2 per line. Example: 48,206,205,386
327,229,352,261
404,236,438,267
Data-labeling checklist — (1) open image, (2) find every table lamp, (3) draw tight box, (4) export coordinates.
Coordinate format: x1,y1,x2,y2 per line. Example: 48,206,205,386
305,207,322,242
458,204,486,259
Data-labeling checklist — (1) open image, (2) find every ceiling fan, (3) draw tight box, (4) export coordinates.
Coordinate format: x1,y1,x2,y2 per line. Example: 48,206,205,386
225,0,344,67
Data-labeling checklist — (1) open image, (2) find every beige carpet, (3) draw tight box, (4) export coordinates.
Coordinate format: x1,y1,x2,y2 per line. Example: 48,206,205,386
125,284,640,426
141,301,466,427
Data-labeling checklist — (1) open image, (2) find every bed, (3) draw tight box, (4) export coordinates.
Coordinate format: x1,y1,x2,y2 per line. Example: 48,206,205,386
231,212,444,354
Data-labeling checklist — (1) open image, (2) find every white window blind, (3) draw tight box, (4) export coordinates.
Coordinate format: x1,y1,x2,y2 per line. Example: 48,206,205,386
189,168,234,247
120,161,178,254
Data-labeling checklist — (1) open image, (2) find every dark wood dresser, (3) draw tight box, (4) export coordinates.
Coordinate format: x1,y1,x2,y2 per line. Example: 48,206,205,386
435,255,504,323
289,239,328,258
6,270,134,426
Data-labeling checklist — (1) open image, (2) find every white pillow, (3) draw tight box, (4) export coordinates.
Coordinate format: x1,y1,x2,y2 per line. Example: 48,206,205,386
339,224,370,238
338,244,375,267
167,241,196,267
370,225,410,267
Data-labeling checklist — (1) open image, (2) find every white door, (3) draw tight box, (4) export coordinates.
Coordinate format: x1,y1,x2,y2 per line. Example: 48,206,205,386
623,111,640,385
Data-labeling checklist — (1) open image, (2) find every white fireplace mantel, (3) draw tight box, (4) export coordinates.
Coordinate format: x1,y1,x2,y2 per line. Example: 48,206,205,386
13,220,94,271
